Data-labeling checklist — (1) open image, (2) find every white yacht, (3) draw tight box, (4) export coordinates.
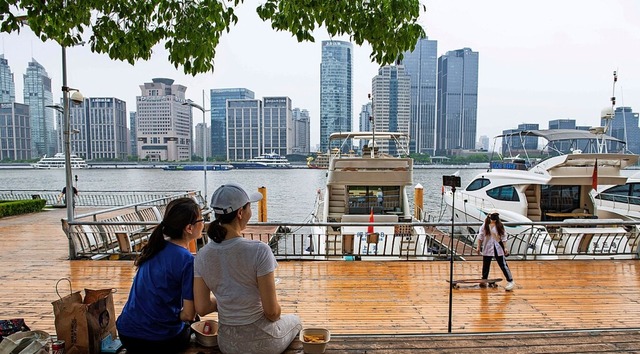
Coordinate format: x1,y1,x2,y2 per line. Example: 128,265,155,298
31,153,88,169
594,171,640,221
309,132,431,260
444,129,639,259
231,152,291,169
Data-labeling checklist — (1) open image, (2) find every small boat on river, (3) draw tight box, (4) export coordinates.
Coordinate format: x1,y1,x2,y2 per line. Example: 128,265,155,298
162,164,233,171
31,153,88,169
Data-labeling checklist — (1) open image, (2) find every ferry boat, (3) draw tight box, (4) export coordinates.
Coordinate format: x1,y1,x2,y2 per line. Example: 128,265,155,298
31,153,88,169
231,152,291,169
306,151,331,169
443,129,639,259
309,131,432,260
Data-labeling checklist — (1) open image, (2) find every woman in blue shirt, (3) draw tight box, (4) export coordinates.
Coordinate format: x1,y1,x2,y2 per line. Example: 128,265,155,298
117,198,204,353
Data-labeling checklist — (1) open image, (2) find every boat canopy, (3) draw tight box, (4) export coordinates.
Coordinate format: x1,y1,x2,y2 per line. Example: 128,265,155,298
497,129,624,144
328,131,409,141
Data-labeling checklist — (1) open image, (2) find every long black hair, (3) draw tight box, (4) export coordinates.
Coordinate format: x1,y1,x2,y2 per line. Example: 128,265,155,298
135,198,200,268
207,203,249,243
483,213,505,236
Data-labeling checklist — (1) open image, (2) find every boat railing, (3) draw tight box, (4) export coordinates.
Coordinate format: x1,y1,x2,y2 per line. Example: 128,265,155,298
63,218,639,260
594,192,640,211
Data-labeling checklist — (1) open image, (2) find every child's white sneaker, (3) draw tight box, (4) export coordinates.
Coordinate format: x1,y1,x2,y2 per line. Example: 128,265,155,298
505,281,515,291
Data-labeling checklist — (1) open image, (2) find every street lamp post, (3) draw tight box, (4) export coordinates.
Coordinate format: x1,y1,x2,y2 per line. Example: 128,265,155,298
183,90,210,208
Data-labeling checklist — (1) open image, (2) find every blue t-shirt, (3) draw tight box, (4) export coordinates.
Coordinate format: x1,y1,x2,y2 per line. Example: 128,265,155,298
117,241,194,340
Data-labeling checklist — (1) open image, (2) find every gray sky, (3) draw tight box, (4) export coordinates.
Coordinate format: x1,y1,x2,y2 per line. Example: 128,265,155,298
2,0,639,149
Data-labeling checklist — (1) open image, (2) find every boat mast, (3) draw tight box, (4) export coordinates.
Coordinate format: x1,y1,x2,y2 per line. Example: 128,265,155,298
597,71,617,153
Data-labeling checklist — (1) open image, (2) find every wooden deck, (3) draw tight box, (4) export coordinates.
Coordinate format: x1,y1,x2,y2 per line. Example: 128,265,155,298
2,208,640,352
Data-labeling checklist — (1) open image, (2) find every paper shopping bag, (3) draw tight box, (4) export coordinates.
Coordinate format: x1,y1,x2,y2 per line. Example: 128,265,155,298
51,279,117,354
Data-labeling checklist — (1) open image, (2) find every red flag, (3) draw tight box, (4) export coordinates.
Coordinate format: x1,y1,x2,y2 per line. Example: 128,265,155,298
591,159,598,190
368,208,374,234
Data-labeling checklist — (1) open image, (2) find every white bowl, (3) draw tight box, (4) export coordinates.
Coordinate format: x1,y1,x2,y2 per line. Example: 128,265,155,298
191,320,218,347
300,328,330,354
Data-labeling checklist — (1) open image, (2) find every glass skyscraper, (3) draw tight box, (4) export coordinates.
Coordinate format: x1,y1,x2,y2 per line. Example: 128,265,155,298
23,59,54,157
0,55,15,103
400,37,437,154
320,40,352,153
372,65,411,155
605,107,640,154
262,96,292,156
210,88,254,160
436,48,479,154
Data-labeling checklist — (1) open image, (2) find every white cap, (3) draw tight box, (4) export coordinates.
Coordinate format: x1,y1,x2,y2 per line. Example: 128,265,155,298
211,183,263,215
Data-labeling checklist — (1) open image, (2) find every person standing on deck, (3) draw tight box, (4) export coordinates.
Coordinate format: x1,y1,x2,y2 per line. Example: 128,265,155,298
477,211,516,291
194,183,302,354
58,186,78,206
116,198,204,353
376,188,383,206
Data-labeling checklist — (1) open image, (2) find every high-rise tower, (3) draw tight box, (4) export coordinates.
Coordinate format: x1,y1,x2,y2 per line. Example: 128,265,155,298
436,48,479,154
372,65,411,155
400,37,437,154
320,40,352,153
210,88,255,160
0,55,16,103
23,59,54,157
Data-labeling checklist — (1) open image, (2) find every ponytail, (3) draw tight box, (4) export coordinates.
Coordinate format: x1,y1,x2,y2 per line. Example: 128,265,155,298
207,207,243,243
135,198,200,268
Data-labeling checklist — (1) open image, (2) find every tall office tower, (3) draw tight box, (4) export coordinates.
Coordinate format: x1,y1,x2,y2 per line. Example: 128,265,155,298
0,103,31,160
372,65,411,155
136,78,192,161
210,88,255,160
400,37,437,154
320,40,352,153
501,123,539,155
292,108,311,154
477,135,490,151
358,103,372,151
0,55,15,103
226,99,262,161
129,112,137,157
606,107,640,154
194,122,211,158
263,96,292,156
23,59,54,157
549,119,576,130
436,48,479,154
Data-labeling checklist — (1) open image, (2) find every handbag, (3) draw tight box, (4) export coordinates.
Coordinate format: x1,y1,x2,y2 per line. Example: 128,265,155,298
51,278,117,354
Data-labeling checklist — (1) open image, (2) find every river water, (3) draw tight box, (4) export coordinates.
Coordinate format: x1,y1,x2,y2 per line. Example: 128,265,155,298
0,167,484,222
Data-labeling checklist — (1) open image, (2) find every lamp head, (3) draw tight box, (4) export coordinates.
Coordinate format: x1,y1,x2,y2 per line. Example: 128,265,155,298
70,91,84,104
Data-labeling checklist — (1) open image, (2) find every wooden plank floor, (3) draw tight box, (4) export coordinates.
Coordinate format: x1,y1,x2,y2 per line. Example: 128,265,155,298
2,208,640,352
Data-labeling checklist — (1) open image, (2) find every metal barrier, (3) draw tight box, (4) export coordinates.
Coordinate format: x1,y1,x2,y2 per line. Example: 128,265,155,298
64,217,640,260
0,189,204,207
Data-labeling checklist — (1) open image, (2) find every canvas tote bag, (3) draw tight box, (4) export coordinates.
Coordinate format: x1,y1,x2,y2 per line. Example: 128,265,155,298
51,278,117,354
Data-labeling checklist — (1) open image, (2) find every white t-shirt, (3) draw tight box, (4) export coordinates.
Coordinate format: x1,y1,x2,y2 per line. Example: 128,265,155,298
477,224,508,257
194,237,277,326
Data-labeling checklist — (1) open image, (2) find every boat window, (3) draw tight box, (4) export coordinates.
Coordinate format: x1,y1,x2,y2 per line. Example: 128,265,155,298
466,178,490,191
631,184,640,205
347,186,401,215
485,186,519,202
596,184,631,203
540,185,579,215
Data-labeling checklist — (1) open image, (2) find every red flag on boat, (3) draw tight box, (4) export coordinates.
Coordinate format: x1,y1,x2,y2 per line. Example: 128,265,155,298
592,159,598,190
368,208,374,234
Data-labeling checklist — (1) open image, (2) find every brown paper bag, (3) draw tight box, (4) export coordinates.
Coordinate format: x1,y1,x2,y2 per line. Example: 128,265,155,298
51,280,117,354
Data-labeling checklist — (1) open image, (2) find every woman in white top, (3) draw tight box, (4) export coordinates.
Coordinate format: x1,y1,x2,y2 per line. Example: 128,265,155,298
194,183,302,354
477,212,516,291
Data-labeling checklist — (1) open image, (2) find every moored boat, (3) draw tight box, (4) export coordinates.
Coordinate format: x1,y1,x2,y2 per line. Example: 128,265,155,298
231,152,291,169
31,153,88,169
162,164,233,171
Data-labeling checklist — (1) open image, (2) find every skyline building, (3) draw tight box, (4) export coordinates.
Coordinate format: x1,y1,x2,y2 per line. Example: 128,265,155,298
194,122,211,158
0,55,16,103
0,102,31,160
226,99,262,161
263,96,292,156
292,108,311,154
210,88,255,160
436,48,479,154
23,58,54,157
136,78,192,161
129,112,137,157
320,40,352,153
606,106,640,154
400,37,438,154
358,102,372,150
371,64,411,155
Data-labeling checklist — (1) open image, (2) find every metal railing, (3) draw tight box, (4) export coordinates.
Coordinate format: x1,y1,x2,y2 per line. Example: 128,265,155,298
0,189,205,207
64,218,640,261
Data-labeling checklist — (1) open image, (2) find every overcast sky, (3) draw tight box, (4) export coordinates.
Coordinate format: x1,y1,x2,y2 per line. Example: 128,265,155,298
2,0,639,149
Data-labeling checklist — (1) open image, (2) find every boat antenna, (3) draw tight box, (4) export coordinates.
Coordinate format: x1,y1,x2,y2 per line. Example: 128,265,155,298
596,71,617,153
